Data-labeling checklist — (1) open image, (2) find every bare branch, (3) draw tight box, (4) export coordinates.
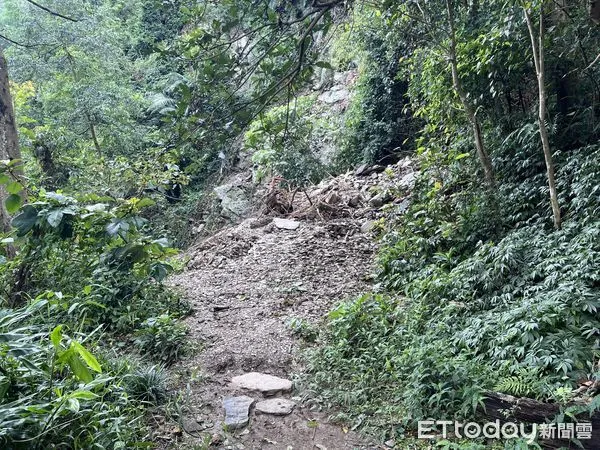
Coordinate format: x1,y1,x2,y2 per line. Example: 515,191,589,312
25,0,79,22
0,33,33,48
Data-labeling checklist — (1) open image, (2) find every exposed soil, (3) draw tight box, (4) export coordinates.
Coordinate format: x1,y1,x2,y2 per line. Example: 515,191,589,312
163,159,415,450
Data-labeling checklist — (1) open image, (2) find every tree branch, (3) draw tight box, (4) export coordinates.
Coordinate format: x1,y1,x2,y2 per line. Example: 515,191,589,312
25,0,79,22
0,33,33,48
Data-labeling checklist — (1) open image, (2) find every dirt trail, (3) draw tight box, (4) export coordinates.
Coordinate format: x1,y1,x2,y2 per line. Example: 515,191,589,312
166,159,415,450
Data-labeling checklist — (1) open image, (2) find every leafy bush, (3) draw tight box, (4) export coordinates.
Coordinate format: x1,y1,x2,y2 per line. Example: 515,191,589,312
0,303,152,449
304,140,600,437
0,188,188,447
244,95,328,189
134,314,189,365
1,192,189,332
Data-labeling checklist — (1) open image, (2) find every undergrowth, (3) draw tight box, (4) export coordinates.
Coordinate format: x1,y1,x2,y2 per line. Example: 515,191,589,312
0,191,189,448
302,140,600,442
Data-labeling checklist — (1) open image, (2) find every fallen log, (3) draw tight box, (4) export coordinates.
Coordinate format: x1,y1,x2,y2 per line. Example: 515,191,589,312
480,392,600,449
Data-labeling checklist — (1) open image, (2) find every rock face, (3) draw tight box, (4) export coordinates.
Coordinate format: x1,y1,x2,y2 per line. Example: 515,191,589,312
255,398,296,416
318,85,350,105
231,372,293,396
273,218,300,230
223,396,255,430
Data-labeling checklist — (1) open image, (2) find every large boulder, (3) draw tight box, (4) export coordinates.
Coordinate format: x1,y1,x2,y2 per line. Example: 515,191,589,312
214,181,251,220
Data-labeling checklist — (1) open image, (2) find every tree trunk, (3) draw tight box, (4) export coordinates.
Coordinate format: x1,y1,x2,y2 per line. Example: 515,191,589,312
446,0,496,187
85,112,102,157
0,47,24,233
591,0,600,23
524,6,562,229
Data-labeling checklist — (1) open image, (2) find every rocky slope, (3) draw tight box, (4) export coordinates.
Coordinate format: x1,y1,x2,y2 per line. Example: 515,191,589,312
164,157,415,449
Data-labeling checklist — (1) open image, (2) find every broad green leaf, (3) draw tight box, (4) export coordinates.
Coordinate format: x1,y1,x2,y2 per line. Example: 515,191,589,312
455,153,471,160
66,398,80,414
73,341,102,373
6,181,22,194
85,203,107,212
152,238,170,248
6,159,22,168
5,194,22,214
67,353,93,383
50,325,63,349
149,262,172,281
68,390,98,400
136,198,155,208
107,219,129,236
47,209,64,228
12,205,38,236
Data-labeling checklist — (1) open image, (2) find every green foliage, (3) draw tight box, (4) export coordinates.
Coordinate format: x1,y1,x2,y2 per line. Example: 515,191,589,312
303,293,491,433
305,138,600,439
125,365,169,405
333,6,418,168
1,192,188,330
134,314,189,365
286,317,319,343
494,368,550,399
0,190,187,447
0,303,154,449
244,95,328,188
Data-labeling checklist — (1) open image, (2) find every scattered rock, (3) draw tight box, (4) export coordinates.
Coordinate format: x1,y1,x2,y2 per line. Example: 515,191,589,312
181,417,205,433
324,191,341,205
347,194,362,208
397,199,410,214
231,372,293,396
318,86,349,104
369,194,384,208
249,216,273,229
369,192,392,208
273,218,300,230
355,163,370,176
355,164,385,177
223,396,255,430
211,433,223,445
398,171,416,190
255,398,296,416
212,304,230,312
360,221,375,234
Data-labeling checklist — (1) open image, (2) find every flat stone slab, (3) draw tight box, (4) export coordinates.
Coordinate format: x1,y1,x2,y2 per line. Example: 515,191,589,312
231,372,293,396
255,398,296,416
223,396,255,430
273,218,300,230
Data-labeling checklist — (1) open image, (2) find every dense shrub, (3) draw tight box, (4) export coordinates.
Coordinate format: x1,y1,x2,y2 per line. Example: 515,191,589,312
0,303,158,449
304,137,600,438
1,192,188,330
0,190,188,448
244,95,329,189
